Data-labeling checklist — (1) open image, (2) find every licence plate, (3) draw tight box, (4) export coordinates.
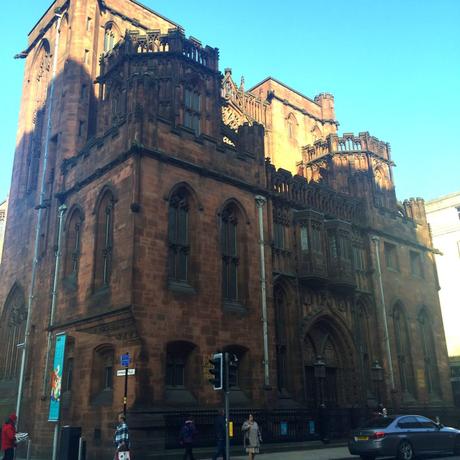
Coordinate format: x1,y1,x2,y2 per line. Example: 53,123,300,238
355,436,369,441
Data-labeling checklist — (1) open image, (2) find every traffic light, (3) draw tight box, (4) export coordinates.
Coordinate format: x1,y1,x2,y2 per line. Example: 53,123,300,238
209,352,223,390
228,353,238,388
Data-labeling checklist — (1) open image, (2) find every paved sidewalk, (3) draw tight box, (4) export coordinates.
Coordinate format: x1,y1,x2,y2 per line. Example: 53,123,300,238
204,446,357,460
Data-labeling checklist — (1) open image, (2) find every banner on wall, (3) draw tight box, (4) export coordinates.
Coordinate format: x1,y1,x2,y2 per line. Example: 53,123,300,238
48,333,67,422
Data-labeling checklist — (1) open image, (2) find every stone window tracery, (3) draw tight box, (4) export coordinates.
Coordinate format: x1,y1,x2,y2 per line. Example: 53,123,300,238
418,308,441,396
184,88,201,134
221,205,239,302
94,189,115,290
103,24,116,53
64,208,83,281
393,304,416,397
0,285,27,381
168,189,190,283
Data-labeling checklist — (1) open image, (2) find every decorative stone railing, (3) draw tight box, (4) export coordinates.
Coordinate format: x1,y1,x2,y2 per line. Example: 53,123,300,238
99,28,219,76
302,132,391,164
266,161,365,224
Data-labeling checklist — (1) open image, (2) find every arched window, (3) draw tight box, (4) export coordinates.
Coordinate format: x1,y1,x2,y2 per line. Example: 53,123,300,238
393,304,416,397
168,189,190,283
286,113,297,140
64,208,83,280
274,286,288,393
0,285,27,381
221,204,239,302
103,24,116,53
418,308,441,396
94,189,115,290
91,344,114,404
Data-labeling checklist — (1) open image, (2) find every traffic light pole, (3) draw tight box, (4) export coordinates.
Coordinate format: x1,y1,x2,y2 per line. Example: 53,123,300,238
224,352,230,460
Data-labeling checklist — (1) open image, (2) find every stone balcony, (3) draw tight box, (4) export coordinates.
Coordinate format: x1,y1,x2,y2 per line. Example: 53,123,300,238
99,28,219,78
302,132,391,165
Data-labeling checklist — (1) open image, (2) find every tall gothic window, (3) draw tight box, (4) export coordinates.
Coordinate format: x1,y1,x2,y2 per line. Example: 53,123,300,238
221,205,239,302
273,207,289,251
0,285,27,381
168,189,189,283
418,308,441,396
94,190,114,290
103,24,116,53
274,286,288,393
393,304,416,397
64,208,83,280
184,89,201,134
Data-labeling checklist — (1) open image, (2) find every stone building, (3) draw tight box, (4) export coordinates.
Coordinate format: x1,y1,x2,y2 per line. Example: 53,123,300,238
0,0,453,458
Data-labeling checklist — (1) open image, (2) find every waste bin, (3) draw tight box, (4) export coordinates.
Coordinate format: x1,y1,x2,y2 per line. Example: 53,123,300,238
59,426,81,460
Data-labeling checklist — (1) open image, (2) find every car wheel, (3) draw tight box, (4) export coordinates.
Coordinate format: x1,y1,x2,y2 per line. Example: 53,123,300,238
397,440,415,460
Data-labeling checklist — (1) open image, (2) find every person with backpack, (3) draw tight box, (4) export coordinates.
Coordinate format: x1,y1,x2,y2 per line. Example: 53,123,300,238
179,416,197,460
1,413,17,460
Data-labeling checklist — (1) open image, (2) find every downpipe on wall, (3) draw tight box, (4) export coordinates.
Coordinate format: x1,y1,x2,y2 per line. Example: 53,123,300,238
371,236,396,393
255,195,270,388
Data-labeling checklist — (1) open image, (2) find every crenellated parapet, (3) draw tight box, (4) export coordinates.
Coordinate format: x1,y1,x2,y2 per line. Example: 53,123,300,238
302,132,391,165
98,28,219,79
265,160,366,224
403,197,427,224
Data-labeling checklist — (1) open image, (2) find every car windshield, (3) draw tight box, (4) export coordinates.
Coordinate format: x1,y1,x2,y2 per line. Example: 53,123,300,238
361,417,395,428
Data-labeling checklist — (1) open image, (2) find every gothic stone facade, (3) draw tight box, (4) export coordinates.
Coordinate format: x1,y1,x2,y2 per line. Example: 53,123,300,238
0,0,453,457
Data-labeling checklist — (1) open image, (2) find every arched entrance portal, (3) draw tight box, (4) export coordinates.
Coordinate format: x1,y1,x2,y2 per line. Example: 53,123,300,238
303,316,357,408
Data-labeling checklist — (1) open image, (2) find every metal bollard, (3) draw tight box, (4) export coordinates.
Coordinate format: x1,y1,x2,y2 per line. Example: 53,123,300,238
78,437,84,460
26,439,32,460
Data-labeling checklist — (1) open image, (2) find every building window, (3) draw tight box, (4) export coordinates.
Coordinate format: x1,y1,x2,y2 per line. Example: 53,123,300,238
273,208,289,251
94,190,114,290
84,49,90,65
274,287,288,393
165,341,195,388
456,206,460,221
104,25,116,53
221,206,239,302
86,17,92,32
300,226,309,251
410,250,424,278
418,309,441,396
64,208,83,280
393,305,416,396
184,89,201,134
0,285,26,381
91,345,114,404
168,190,190,283
311,222,322,253
384,242,399,271
352,246,366,271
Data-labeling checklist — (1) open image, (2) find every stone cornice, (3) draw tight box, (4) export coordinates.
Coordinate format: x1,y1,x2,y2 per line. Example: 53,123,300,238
269,93,339,127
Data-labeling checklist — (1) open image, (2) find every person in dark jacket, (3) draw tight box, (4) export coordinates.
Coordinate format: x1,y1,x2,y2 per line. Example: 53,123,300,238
179,416,197,460
1,413,17,460
212,409,226,460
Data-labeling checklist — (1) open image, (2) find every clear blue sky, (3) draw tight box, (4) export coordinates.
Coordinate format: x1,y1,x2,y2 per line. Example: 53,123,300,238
1,0,459,202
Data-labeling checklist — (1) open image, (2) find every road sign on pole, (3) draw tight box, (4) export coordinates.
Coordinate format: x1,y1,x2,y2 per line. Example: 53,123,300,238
120,353,131,367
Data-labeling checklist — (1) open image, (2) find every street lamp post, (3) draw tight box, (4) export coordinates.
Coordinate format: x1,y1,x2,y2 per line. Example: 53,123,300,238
371,360,384,406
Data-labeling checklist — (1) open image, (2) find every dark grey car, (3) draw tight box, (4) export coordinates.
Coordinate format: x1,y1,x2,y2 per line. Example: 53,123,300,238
348,415,460,459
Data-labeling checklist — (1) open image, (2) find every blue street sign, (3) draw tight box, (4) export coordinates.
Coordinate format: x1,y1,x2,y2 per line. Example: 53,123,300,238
121,353,131,367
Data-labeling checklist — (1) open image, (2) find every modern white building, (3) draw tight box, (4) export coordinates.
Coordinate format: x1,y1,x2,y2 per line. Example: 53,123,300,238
425,191,460,357
0,197,7,263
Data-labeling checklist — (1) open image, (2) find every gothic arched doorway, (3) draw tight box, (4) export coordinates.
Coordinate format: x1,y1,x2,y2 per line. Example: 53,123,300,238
303,316,357,408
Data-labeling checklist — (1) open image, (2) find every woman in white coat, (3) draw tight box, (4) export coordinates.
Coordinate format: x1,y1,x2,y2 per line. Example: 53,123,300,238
242,414,262,460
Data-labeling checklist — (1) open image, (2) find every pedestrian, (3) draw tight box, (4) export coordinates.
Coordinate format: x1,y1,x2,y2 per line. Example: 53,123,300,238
212,409,226,460
1,413,17,460
241,414,262,460
179,416,197,460
113,413,130,460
